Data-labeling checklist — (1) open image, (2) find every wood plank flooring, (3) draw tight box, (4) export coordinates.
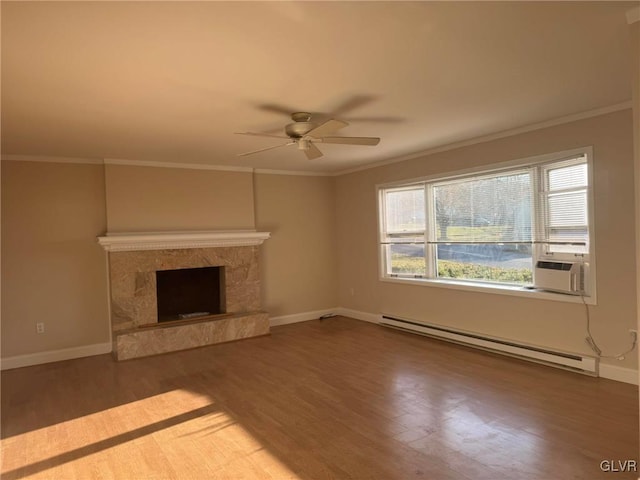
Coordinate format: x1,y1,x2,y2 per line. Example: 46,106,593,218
1,316,638,479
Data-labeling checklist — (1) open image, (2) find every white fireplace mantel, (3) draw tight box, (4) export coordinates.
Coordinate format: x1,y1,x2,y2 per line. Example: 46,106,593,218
97,230,270,252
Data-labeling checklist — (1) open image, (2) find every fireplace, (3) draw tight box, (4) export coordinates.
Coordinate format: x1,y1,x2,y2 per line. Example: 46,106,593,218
156,266,225,322
97,231,271,360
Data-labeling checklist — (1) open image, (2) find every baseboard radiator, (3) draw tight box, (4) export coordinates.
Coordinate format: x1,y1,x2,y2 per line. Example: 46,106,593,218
380,315,598,376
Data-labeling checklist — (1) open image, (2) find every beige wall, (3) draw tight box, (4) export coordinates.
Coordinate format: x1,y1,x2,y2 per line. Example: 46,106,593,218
104,164,255,232
1,162,339,361
336,110,637,369
254,173,338,317
1,161,111,357
104,164,339,316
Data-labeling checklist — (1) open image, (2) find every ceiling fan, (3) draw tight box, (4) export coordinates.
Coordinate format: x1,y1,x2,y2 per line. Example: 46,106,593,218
236,112,380,160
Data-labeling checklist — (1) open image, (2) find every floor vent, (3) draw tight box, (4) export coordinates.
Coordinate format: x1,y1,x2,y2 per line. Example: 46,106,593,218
380,315,598,376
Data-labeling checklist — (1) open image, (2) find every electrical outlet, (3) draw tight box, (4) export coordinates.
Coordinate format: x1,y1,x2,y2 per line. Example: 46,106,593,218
36,322,45,334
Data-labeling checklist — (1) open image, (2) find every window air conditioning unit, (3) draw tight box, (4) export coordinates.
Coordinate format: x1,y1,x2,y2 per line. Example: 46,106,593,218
534,261,584,295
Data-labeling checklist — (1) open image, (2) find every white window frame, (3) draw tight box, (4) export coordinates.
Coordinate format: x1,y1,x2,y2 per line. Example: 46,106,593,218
536,156,590,259
377,147,596,305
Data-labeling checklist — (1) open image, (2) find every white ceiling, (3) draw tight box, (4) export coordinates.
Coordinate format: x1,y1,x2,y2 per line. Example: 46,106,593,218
1,1,636,174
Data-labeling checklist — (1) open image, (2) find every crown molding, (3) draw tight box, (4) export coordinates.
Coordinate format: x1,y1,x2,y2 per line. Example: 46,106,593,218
254,168,332,177
334,101,633,176
97,230,270,252
103,158,253,173
1,154,103,165
1,154,332,177
4,100,633,178
626,6,639,24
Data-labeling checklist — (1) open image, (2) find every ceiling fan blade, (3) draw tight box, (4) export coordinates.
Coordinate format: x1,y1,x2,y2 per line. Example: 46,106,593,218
258,104,297,116
235,132,289,139
238,142,294,156
329,95,377,116
343,116,404,124
304,142,323,160
306,119,348,139
321,136,380,146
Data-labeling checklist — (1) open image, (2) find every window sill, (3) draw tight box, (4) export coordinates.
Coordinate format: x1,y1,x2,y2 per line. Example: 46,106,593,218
380,276,596,305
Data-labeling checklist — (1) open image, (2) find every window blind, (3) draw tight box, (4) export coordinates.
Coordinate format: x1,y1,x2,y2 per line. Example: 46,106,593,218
536,156,589,254
430,170,532,245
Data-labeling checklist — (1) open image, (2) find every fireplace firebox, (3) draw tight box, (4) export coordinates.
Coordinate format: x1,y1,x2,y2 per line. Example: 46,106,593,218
156,266,225,322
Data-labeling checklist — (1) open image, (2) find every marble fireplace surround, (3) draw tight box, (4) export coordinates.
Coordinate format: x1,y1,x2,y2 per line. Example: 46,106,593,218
98,231,271,360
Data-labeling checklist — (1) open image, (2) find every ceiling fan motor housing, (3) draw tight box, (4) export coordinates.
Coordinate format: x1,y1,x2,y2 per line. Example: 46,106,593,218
285,121,316,138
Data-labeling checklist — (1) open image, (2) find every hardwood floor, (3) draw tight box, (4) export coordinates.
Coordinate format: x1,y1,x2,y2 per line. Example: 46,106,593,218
1,316,638,479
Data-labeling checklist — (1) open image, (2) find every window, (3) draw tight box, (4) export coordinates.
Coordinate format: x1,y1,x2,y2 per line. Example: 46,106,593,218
540,159,589,255
378,148,594,298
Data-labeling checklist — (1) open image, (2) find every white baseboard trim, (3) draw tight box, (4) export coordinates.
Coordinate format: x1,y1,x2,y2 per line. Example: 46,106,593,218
269,308,339,327
335,308,381,324
5,315,635,386
1,342,113,371
599,363,638,385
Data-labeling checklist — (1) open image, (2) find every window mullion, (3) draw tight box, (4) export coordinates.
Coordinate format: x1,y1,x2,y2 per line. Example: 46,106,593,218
531,165,547,258
425,183,436,279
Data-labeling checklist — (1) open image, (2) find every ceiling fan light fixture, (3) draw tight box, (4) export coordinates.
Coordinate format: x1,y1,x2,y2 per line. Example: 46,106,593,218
298,138,310,150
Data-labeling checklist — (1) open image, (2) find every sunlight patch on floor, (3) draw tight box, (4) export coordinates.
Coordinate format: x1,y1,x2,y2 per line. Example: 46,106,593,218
1,389,301,479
